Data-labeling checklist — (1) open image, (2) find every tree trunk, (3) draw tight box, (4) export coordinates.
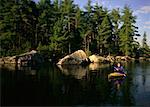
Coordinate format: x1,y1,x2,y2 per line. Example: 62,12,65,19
87,40,89,52
35,24,38,47
84,37,86,52
69,42,71,54
99,44,102,55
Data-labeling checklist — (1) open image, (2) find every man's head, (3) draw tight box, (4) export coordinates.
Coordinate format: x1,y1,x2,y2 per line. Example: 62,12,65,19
117,63,121,67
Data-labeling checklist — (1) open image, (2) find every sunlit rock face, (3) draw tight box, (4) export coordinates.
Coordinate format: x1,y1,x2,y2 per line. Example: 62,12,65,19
89,54,135,63
57,65,87,79
89,54,111,63
89,55,100,63
57,50,88,65
138,57,150,62
89,63,111,71
0,56,16,64
106,55,115,63
115,56,132,61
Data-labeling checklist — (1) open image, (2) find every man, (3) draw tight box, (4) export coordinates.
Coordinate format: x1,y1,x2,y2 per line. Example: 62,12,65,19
108,62,126,81
114,63,124,74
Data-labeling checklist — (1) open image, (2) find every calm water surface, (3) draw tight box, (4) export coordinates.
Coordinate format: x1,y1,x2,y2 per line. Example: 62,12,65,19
1,61,150,106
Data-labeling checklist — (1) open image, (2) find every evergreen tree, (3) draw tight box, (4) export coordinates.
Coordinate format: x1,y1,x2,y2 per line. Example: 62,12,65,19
0,0,144,59
142,32,149,49
49,17,65,52
97,14,113,55
119,6,137,56
0,0,38,55
141,32,150,56
83,0,94,54
37,0,52,46
71,6,83,52
111,8,121,54
0,0,16,56
92,4,105,54
60,0,77,53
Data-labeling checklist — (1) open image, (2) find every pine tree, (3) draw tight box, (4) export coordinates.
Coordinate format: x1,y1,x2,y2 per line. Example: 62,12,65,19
0,0,16,56
119,6,137,56
92,4,105,53
60,0,76,53
111,8,120,54
141,32,150,56
0,0,142,58
37,0,52,45
142,32,149,49
97,14,113,55
0,0,38,55
49,17,65,51
83,0,94,54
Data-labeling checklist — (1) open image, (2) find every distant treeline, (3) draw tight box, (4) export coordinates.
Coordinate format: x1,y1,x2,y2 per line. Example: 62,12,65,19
0,0,149,58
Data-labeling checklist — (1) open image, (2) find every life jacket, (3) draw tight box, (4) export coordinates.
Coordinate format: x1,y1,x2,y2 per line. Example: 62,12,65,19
114,66,124,72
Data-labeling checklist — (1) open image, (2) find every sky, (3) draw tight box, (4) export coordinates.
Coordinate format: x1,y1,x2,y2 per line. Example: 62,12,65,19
34,0,150,46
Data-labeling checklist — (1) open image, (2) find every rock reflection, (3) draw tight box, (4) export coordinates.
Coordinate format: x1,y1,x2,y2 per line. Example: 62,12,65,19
89,63,111,71
0,64,38,76
57,63,112,79
57,65,88,79
2,62,149,106
0,64,18,71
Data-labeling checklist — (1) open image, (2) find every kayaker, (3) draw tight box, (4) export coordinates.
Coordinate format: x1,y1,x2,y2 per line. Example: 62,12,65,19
114,63,124,74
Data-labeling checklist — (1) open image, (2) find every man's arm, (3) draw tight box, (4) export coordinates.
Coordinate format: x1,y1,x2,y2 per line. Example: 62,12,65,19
114,67,119,71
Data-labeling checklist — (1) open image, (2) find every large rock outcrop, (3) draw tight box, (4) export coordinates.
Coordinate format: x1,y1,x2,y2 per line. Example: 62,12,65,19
89,54,134,63
89,54,111,63
106,55,115,63
115,56,132,61
0,50,44,65
89,55,100,63
57,50,88,65
0,56,16,64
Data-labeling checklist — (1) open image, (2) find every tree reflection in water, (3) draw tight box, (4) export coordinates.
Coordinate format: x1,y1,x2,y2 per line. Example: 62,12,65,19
1,62,150,106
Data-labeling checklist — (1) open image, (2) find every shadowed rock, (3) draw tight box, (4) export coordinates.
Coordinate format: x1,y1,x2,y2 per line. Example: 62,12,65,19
0,50,44,65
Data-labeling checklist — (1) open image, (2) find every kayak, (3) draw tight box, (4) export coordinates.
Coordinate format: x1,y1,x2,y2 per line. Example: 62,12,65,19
108,72,126,80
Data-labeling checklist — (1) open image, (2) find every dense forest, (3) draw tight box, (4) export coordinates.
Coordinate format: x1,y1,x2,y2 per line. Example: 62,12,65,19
0,0,149,59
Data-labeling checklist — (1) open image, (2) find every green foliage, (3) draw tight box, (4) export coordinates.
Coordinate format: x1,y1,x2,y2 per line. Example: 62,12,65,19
85,49,92,57
49,18,65,51
0,0,38,56
140,32,150,57
110,8,120,54
97,14,113,55
37,42,49,52
0,0,143,58
142,32,149,49
119,6,138,56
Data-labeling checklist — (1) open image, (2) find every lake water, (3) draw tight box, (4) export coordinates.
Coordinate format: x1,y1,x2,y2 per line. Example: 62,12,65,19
1,61,150,106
